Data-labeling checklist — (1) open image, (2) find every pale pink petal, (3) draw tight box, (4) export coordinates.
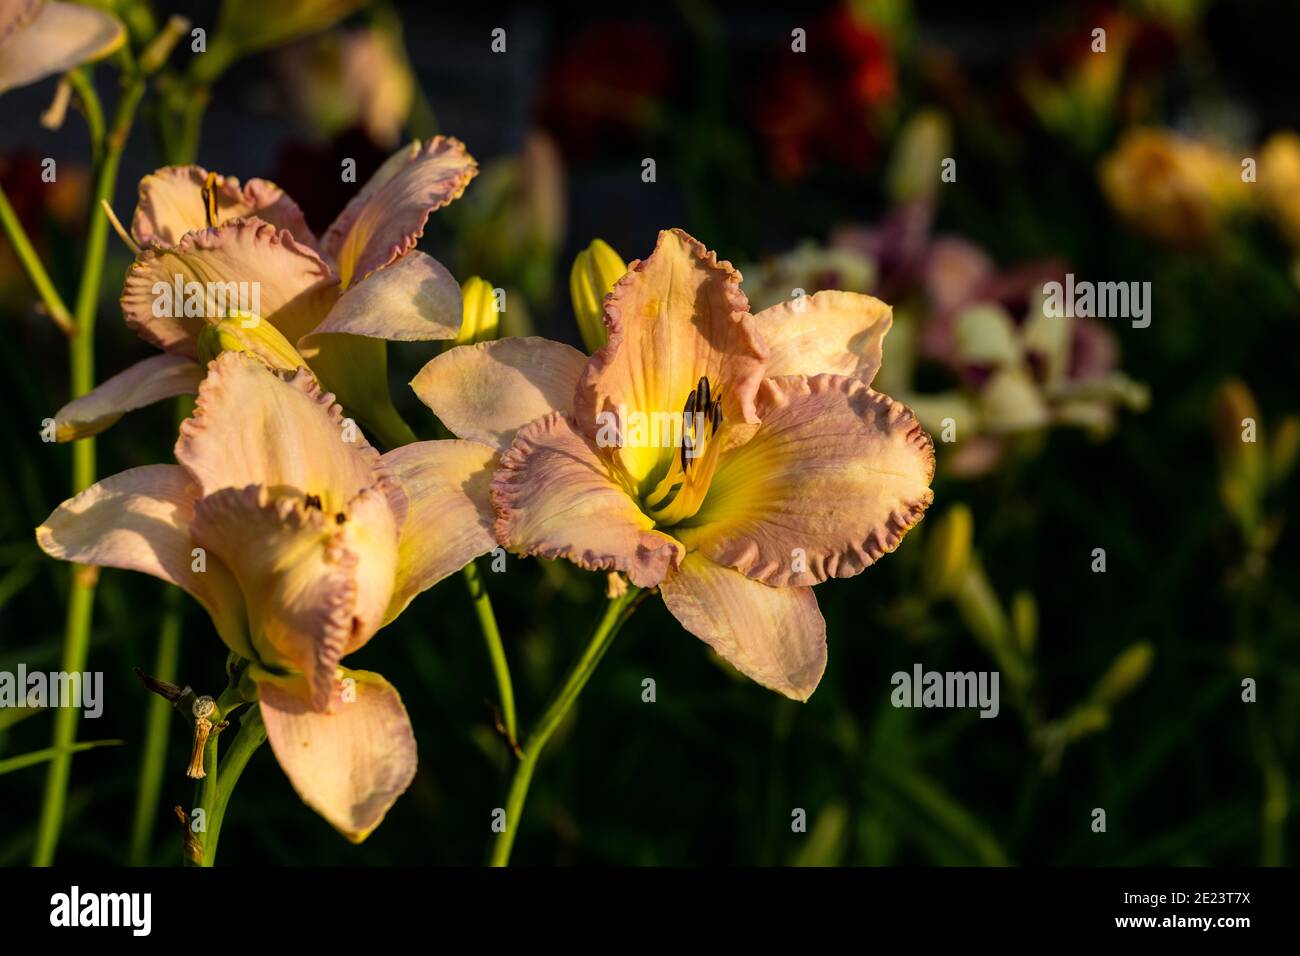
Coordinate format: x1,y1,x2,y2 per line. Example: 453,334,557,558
34,464,249,657
753,290,892,382
301,251,461,346
411,337,586,450
660,552,827,701
573,229,767,486
0,1,124,95
52,354,202,441
176,352,379,506
381,439,497,621
322,136,477,288
0,1,39,44
491,412,682,588
130,165,320,250
259,669,416,843
121,219,338,359
678,375,935,587
191,483,397,709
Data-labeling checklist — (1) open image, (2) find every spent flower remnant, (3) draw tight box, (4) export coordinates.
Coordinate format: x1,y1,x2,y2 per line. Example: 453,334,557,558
37,351,498,840
414,229,934,700
52,137,478,447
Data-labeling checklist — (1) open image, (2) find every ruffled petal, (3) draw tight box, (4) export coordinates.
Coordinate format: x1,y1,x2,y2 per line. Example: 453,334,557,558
130,165,320,250
300,251,461,346
176,352,380,510
752,290,891,382
411,336,586,450
259,668,416,843
679,374,935,587
51,353,202,441
0,1,124,95
191,483,397,709
322,136,477,288
660,552,826,701
491,411,682,588
121,218,338,359
34,464,249,657
573,229,767,487
381,439,497,622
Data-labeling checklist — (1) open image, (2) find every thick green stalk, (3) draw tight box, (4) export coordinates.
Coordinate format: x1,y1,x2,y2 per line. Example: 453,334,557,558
490,587,642,866
32,71,147,867
202,707,267,866
185,682,262,867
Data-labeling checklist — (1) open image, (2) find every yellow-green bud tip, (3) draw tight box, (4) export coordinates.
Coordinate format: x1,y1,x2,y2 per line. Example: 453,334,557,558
451,276,501,348
570,238,626,354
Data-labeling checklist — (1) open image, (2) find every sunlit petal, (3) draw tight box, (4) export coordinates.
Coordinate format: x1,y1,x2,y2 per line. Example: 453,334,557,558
51,353,202,442
752,290,892,382
411,336,587,450
660,552,827,701
259,668,416,843
679,374,935,587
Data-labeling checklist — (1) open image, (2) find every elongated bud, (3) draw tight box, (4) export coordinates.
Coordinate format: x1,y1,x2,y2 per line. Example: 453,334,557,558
449,276,501,348
1089,642,1154,708
923,504,973,596
1011,590,1038,658
570,239,626,353
198,314,305,371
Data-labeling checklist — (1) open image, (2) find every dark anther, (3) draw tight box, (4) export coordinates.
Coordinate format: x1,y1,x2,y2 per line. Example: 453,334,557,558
304,494,322,510
335,512,347,524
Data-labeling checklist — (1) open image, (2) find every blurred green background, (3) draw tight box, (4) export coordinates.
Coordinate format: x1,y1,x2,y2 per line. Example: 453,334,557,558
1,0,1298,865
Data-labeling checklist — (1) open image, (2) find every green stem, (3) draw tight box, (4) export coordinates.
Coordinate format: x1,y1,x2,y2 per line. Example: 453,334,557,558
32,70,146,868
127,584,184,865
201,707,267,867
463,560,516,746
0,183,76,335
65,69,106,164
489,587,642,867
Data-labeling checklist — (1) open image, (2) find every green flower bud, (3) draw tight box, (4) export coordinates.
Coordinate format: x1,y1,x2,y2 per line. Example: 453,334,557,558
569,238,626,353
1089,642,1154,708
924,504,973,597
451,276,502,347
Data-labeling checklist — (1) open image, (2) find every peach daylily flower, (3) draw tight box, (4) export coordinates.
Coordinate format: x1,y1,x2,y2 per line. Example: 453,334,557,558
412,229,935,700
37,351,497,840
0,0,124,96
52,137,477,443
